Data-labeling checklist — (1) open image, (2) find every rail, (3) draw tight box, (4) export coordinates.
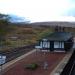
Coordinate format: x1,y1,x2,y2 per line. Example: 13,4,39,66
60,50,75,75
69,61,75,75
0,44,35,63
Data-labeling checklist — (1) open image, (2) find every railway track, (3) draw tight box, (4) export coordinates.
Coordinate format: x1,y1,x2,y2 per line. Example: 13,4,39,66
0,44,35,63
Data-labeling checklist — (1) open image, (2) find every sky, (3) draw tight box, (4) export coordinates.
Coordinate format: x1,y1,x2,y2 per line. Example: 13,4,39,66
0,0,75,22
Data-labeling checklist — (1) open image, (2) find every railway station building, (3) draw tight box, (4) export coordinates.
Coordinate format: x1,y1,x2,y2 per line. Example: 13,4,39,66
35,32,74,52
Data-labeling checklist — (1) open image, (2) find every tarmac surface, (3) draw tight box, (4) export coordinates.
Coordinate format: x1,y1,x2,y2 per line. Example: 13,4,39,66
2,50,66,75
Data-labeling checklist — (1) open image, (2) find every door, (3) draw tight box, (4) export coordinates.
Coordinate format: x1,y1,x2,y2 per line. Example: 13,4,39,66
50,41,54,51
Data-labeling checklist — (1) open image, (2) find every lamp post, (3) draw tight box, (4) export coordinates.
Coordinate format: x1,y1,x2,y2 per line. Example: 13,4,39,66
43,52,48,70
42,39,48,70
0,55,6,75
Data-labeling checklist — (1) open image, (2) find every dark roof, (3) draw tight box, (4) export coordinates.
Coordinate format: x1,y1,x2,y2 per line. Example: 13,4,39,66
43,32,72,41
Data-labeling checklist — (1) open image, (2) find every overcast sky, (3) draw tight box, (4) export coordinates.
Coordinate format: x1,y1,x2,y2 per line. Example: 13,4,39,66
0,0,75,22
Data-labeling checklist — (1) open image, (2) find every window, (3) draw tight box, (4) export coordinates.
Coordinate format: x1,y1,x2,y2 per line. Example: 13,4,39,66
54,42,59,48
39,39,50,48
47,42,50,48
40,41,43,48
42,41,50,48
54,42,64,48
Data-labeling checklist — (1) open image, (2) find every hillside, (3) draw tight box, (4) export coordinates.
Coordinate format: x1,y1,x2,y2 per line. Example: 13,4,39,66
0,24,53,52
31,21,75,28
1,21,75,52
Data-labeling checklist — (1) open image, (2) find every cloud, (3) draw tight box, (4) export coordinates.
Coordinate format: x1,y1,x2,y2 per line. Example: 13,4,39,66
62,0,75,17
0,0,75,22
8,14,30,23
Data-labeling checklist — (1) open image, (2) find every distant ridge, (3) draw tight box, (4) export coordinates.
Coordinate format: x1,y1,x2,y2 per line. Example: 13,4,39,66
30,21,75,28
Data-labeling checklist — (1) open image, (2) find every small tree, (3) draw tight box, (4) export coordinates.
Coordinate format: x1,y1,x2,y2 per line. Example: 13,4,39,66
0,13,10,41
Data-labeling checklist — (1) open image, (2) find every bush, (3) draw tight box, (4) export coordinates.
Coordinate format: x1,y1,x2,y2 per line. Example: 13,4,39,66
25,63,38,70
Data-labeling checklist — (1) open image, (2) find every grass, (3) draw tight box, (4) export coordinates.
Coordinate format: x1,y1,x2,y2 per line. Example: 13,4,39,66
0,25,53,52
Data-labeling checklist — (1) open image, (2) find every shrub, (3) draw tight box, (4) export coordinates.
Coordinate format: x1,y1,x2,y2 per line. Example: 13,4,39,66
25,63,38,70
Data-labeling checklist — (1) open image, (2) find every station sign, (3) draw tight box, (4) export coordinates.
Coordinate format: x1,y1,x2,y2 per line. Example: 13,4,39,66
0,55,6,65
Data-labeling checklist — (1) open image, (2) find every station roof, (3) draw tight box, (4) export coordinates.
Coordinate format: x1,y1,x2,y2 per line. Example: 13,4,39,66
42,32,72,41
